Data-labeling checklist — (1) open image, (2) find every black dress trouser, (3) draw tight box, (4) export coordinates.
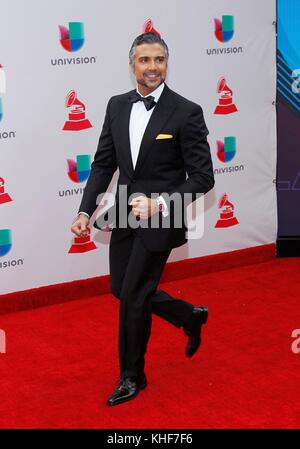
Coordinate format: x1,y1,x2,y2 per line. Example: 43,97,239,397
109,229,194,379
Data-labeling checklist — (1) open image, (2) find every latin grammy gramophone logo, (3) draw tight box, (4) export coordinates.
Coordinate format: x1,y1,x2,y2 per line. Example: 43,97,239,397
0,177,12,204
143,19,161,36
0,64,6,122
215,194,239,228
217,136,236,163
214,15,234,43
63,90,92,131
214,77,238,115
68,226,97,254
67,154,91,183
59,22,85,52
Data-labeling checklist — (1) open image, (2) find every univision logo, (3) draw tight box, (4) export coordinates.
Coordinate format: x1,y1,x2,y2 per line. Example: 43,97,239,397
51,22,97,66
0,229,12,257
0,64,5,122
59,22,85,52
214,136,245,176
0,64,5,93
217,136,236,162
58,154,90,197
206,15,243,56
0,131,16,140
0,98,3,122
0,64,17,139
214,15,234,42
67,154,91,183
0,229,25,269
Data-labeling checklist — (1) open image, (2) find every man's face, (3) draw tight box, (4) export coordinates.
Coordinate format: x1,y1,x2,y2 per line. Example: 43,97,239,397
130,43,168,95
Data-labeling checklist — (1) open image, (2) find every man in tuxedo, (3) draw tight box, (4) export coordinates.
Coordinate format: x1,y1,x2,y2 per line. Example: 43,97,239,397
71,32,215,406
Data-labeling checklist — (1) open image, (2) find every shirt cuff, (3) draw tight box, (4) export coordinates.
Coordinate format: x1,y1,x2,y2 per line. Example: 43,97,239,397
78,211,90,219
157,195,169,217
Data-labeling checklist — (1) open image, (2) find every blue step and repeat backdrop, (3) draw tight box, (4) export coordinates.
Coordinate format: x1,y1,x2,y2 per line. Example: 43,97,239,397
277,0,300,242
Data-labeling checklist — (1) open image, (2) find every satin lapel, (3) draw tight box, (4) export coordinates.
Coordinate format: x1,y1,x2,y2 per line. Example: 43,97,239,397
117,92,135,175
134,86,176,175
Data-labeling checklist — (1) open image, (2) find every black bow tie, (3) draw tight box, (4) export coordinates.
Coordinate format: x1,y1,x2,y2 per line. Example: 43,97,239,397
130,91,157,111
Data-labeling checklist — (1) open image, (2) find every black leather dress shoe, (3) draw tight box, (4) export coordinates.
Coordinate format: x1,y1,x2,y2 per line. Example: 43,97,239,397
184,306,208,358
107,374,147,406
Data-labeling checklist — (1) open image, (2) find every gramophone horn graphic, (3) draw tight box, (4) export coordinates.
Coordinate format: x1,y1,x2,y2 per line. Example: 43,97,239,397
0,177,12,204
68,226,97,254
214,77,238,115
63,90,92,131
215,194,239,228
143,19,161,37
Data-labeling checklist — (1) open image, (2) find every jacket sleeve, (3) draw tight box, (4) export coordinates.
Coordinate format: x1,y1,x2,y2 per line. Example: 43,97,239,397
161,104,215,211
78,98,118,217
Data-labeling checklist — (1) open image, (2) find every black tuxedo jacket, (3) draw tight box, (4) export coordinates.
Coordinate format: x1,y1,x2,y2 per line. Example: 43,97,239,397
79,84,215,252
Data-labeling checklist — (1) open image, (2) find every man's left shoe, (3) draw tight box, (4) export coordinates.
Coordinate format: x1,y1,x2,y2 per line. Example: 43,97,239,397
184,306,208,358
107,374,147,406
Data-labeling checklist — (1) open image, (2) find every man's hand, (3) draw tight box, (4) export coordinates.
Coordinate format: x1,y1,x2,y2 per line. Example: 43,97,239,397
71,213,90,236
129,196,158,220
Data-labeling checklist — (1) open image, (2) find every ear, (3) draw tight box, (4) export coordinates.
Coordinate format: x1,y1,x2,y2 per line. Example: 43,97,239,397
129,59,134,70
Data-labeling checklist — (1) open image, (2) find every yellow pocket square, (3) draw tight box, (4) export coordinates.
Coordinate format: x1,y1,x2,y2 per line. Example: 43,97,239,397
156,133,174,140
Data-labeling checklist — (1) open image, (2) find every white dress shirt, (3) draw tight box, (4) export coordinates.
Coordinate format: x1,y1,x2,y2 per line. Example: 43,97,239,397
128,82,168,217
79,82,168,220
129,82,165,168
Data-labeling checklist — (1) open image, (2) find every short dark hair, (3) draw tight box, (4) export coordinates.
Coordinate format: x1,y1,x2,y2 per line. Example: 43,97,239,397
129,32,169,64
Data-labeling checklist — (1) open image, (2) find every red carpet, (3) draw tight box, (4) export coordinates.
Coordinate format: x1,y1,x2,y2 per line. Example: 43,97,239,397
0,250,300,428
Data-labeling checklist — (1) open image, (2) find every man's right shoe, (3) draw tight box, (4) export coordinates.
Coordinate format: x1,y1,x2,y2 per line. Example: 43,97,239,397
184,306,208,358
107,374,147,406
